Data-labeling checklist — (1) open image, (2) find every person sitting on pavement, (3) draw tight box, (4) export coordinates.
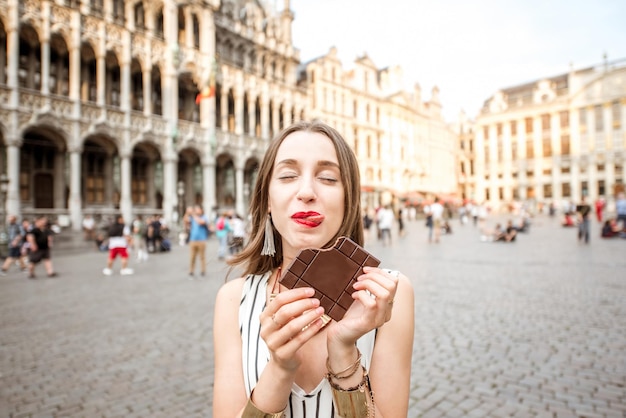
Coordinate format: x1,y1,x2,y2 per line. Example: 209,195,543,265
600,219,621,238
561,212,576,227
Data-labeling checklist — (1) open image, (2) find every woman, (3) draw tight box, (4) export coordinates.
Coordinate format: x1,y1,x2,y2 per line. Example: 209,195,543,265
213,121,414,417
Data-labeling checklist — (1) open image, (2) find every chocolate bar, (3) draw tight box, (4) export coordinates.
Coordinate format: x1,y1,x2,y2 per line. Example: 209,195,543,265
279,236,381,322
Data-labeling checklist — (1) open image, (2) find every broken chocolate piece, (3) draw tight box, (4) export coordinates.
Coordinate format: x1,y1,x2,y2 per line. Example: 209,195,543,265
279,236,381,322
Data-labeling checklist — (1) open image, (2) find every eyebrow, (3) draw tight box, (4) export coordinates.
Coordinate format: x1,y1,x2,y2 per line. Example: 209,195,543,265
276,159,340,169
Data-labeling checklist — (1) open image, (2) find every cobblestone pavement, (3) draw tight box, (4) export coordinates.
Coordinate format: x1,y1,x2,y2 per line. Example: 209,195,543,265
0,215,624,418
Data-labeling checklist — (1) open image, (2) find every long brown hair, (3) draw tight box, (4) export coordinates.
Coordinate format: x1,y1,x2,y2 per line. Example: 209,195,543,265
227,120,363,277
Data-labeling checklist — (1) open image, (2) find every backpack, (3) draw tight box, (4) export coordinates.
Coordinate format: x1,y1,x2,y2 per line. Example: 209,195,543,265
216,217,225,231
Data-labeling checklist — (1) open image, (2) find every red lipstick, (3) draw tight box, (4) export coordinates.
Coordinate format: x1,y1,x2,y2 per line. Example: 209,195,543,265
291,211,324,227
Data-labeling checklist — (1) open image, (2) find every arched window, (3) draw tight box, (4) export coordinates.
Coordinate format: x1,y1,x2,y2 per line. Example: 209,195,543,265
113,0,125,24
154,9,164,39
134,2,145,30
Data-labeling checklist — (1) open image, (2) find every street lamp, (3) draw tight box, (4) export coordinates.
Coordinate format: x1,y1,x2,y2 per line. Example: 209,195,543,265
177,180,185,226
0,174,9,258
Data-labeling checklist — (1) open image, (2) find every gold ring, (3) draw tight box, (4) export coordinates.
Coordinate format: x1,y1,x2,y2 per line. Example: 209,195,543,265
271,313,282,327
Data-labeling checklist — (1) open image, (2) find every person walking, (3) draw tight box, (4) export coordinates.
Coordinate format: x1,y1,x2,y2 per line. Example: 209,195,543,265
214,211,231,260
616,192,626,229
1,215,26,275
228,213,246,256
576,196,592,244
132,215,148,262
102,214,134,276
377,204,394,246
26,216,57,279
185,205,210,278
212,120,414,418
429,197,445,243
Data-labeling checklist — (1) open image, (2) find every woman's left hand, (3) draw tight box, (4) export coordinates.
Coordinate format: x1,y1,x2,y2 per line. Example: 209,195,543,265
327,266,398,345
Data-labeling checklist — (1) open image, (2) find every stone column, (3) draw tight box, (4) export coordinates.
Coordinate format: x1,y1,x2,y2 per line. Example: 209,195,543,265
235,88,244,135
143,66,152,115
162,157,176,226
120,58,130,112
97,53,106,106
5,141,21,218
261,95,269,140
235,158,244,217
41,28,51,95
248,95,256,137
69,147,83,231
203,160,216,219
120,152,133,225
6,2,18,103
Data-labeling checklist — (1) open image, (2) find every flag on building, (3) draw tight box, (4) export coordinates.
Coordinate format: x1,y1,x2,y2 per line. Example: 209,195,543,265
196,58,217,104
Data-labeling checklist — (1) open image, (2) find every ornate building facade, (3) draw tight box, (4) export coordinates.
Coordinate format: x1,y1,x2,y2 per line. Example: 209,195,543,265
0,0,457,231
299,47,458,209
470,58,626,212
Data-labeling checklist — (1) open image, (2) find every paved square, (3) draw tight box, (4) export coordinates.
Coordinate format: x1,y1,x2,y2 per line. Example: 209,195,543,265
0,214,624,417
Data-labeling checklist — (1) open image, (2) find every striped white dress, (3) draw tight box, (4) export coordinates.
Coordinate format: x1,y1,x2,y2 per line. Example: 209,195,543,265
239,271,377,417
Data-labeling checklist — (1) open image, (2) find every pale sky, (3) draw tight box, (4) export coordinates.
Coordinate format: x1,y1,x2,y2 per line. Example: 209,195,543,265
287,0,626,122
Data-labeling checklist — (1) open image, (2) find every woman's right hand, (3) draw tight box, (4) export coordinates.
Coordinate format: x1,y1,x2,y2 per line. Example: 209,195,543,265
259,287,326,372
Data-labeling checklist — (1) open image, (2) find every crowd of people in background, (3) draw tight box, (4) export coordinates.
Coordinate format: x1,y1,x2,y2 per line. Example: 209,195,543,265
2,191,624,280
0,215,57,279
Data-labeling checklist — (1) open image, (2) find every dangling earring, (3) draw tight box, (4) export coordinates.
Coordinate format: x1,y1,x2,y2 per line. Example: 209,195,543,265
261,214,276,256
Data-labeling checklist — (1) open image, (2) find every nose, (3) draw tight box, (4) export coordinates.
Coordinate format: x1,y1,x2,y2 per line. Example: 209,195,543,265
296,176,316,202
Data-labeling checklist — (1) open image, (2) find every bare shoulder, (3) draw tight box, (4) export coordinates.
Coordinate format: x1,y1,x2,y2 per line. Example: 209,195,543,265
216,276,247,305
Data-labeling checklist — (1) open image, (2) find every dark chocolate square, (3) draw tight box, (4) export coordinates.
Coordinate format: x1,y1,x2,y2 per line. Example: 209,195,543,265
279,236,380,322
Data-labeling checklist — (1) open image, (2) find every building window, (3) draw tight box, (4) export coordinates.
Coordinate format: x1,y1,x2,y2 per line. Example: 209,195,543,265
561,167,570,174
485,188,490,200
496,123,502,137
594,105,604,132
134,3,145,30
483,126,489,140
511,141,517,161
562,182,571,198
113,0,125,24
543,184,552,198
598,180,605,196
499,187,504,200
525,117,533,134
612,101,621,130
526,138,534,159
581,181,588,197
85,154,105,203
91,0,103,16
559,111,569,128
543,169,552,176
560,134,570,155
542,136,552,157
510,120,517,136
597,164,605,172
131,158,148,204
